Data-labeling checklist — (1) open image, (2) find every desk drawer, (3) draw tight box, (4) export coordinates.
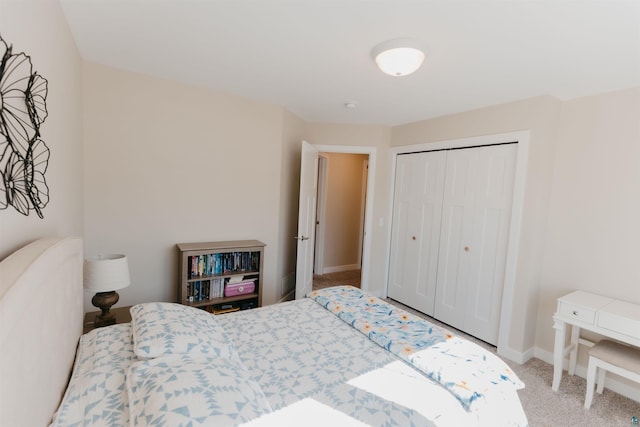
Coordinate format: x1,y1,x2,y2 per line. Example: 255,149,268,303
597,300,640,338
559,302,596,325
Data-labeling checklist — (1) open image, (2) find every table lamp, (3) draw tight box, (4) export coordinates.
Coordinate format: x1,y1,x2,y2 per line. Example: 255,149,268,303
84,254,130,328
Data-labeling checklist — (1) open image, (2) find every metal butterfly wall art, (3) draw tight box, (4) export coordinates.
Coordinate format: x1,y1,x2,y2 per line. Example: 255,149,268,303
0,35,50,218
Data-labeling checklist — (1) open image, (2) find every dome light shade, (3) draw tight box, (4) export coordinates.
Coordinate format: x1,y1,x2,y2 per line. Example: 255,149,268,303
372,38,426,77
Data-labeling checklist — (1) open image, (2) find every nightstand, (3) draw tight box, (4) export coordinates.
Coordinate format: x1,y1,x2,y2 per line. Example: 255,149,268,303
83,305,132,334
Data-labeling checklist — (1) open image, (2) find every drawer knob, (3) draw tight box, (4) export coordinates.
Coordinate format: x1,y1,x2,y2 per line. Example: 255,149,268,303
572,310,578,316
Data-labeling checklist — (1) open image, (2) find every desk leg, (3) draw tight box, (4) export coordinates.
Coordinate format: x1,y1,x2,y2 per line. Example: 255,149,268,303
568,325,580,376
552,316,566,391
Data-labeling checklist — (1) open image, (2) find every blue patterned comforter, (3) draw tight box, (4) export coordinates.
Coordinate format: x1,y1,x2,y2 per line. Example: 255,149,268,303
51,288,527,426
307,286,524,411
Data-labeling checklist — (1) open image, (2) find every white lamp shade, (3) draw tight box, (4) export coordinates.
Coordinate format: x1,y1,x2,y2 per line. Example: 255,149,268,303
84,254,131,292
372,38,426,77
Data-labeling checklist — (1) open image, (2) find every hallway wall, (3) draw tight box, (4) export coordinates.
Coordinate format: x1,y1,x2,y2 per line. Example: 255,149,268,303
319,153,368,273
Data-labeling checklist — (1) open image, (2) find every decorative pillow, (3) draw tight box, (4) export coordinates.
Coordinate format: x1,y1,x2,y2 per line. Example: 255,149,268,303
126,354,273,426
130,302,237,360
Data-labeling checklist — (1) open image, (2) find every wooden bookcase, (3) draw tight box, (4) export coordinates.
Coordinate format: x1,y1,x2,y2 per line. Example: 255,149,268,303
177,240,265,314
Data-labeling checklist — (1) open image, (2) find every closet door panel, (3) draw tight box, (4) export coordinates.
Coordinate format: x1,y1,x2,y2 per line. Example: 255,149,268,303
464,145,517,344
433,150,478,329
388,159,412,304
388,152,446,315
415,199,440,311
388,198,411,303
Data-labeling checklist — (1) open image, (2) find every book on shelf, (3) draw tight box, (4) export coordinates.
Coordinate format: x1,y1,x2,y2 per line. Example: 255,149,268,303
188,251,261,279
186,278,221,302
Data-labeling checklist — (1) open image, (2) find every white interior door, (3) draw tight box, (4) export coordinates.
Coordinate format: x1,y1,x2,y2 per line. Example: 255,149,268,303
295,141,319,299
434,144,517,344
387,151,446,315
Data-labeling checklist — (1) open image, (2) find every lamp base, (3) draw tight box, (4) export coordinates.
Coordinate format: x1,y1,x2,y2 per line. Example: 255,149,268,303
91,290,120,328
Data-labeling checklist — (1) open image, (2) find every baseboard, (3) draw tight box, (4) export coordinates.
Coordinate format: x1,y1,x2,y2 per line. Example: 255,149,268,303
534,347,640,403
322,264,360,274
498,345,535,365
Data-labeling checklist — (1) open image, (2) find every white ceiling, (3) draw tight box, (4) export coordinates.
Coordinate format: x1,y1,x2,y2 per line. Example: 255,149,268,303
60,0,640,126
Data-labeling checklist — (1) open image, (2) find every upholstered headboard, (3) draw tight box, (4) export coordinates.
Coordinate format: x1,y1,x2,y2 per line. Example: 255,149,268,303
0,237,83,427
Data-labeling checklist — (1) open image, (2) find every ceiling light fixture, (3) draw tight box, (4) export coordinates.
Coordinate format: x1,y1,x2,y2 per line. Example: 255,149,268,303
371,38,426,77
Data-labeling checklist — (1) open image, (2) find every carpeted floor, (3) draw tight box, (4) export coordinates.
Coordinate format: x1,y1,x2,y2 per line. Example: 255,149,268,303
312,269,361,290
387,298,640,427
511,356,639,426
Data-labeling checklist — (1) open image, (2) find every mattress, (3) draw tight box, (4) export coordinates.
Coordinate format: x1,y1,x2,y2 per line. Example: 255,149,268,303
50,287,528,426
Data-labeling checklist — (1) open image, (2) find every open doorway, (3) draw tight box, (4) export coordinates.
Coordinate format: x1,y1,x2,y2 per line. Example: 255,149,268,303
295,143,376,300
312,152,368,290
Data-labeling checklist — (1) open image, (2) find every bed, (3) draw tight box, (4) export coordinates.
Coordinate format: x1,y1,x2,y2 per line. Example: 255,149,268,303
0,237,529,426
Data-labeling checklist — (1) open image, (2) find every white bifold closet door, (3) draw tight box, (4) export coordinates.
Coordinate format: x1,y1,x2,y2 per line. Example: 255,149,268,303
388,144,517,345
388,151,446,315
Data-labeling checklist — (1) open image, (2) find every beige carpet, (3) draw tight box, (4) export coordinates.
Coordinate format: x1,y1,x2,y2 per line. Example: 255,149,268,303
512,356,639,426
387,298,640,427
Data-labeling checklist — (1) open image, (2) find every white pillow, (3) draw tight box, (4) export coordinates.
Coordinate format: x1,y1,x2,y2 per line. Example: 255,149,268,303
130,302,236,360
51,324,135,426
127,354,273,426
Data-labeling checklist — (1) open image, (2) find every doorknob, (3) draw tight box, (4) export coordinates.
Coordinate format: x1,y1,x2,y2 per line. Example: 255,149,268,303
294,236,309,241
464,246,470,252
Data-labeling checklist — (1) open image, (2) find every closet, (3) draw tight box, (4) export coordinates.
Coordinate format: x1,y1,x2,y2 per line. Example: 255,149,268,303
388,143,517,345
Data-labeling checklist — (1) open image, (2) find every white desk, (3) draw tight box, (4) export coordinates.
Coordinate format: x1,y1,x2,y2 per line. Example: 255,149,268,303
552,291,640,391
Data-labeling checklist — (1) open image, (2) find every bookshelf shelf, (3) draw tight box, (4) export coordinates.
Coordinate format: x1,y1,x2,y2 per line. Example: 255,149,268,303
186,269,260,282
177,240,265,314
184,293,260,308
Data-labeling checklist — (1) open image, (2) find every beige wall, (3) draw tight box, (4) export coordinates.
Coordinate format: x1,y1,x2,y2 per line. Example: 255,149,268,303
536,88,640,353
320,153,368,271
391,96,562,357
279,110,306,301
82,63,285,309
0,0,84,259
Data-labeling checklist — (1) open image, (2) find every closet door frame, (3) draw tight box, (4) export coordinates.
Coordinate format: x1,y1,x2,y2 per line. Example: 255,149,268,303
384,130,530,360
